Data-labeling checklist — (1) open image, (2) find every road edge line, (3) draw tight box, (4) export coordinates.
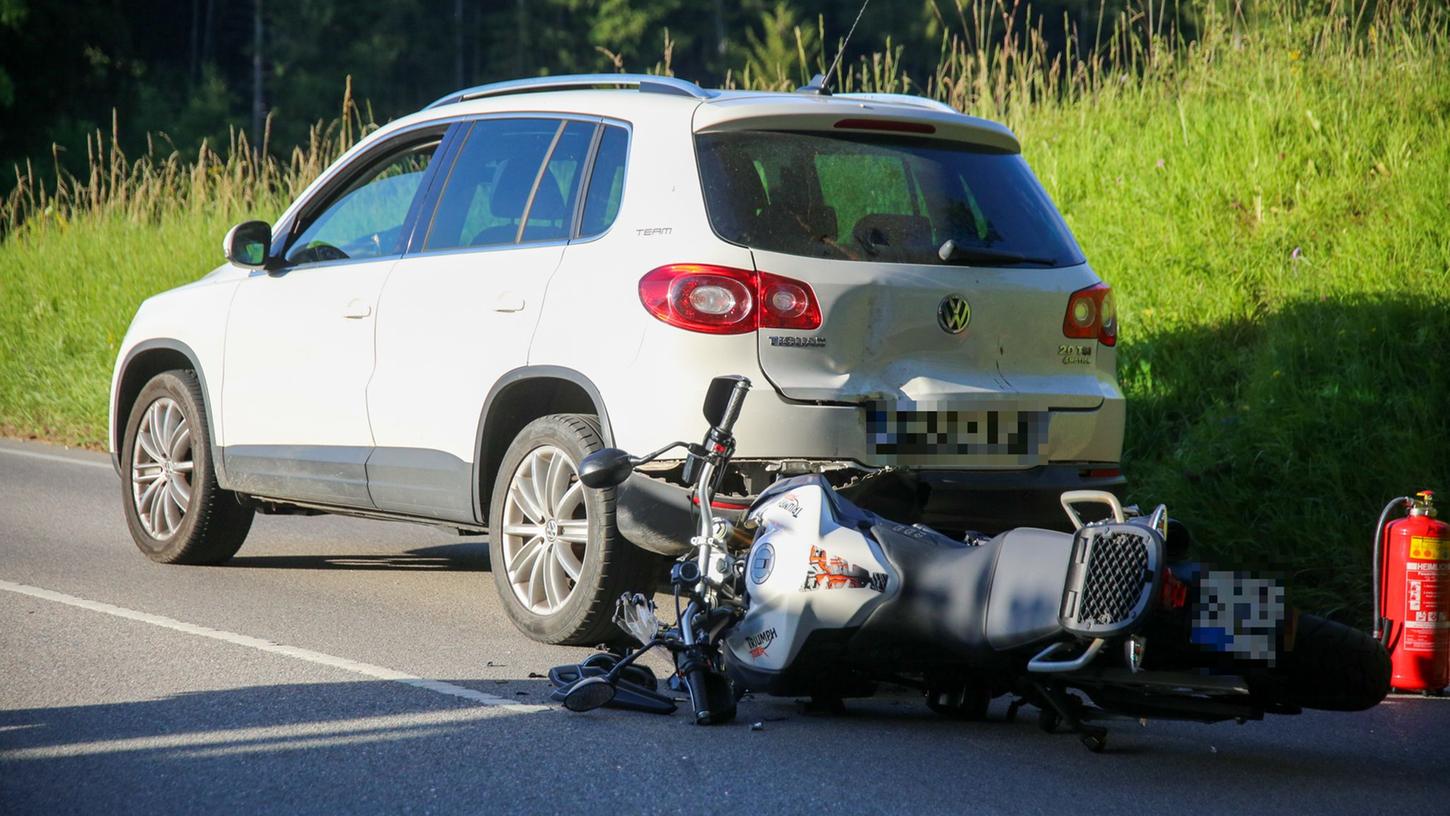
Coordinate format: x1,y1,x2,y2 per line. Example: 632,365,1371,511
0,578,550,713
0,446,112,470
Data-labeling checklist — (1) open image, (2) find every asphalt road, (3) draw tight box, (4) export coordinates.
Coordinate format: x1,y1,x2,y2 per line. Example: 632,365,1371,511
2,438,1447,815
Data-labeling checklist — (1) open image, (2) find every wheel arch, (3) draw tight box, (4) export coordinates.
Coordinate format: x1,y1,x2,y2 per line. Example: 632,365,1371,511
473,366,614,524
113,339,227,485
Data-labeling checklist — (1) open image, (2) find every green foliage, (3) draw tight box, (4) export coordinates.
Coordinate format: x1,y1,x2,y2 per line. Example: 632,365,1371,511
0,0,25,108
740,2,819,87
1,1,1446,621
0,0,26,27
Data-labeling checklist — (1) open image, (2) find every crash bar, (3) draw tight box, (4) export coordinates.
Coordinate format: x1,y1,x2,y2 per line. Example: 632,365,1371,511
425,73,715,109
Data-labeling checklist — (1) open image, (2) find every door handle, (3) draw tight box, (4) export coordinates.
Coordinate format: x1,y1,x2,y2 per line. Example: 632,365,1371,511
494,293,526,313
342,298,372,319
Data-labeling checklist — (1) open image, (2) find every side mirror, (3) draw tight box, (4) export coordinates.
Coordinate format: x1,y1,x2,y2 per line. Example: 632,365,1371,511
579,448,634,489
561,676,617,712
702,375,750,428
222,220,272,269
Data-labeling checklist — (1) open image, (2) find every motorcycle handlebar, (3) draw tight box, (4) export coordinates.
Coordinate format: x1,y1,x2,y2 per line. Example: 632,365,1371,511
713,378,751,437
685,666,714,724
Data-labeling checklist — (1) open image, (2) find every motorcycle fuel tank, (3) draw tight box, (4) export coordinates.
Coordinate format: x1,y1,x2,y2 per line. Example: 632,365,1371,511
723,481,899,676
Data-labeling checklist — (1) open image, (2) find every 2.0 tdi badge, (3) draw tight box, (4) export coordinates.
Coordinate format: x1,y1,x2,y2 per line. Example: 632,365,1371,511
938,294,972,334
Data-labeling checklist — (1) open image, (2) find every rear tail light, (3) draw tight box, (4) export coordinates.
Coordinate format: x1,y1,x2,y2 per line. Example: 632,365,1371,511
1063,282,1116,347
757,271,822,329
640,264,821,334
1160,567,1188,610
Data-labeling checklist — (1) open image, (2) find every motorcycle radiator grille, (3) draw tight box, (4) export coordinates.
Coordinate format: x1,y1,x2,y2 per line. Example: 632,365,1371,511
1060,525,1161,637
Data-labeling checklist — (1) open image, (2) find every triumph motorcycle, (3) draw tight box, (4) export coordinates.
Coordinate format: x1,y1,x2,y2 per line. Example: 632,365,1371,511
548,376,1390,751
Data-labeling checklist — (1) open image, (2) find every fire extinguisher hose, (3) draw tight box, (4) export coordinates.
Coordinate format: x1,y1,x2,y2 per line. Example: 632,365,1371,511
1372,496,1412,644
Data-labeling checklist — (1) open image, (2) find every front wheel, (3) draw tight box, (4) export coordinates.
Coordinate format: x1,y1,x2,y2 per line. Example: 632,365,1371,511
487,414,657,645
120,370,254,564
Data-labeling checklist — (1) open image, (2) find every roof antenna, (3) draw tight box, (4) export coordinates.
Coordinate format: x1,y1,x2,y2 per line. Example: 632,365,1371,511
799,0,870,95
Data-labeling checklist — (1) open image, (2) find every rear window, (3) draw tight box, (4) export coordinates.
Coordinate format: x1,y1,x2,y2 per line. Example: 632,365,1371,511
696,130,1084,268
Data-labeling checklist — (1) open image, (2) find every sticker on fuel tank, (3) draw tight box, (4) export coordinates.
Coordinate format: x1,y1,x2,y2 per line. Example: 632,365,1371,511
745,628,778,659
802,545,887,592
776,494,802,518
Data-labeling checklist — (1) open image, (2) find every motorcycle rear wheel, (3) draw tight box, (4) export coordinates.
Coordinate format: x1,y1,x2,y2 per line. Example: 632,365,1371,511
1275,614,1391,712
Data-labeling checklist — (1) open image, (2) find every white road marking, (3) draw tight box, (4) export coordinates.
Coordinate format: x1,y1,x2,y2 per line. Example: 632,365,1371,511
0,446,113,470
2,709,510,761
0,579,550,713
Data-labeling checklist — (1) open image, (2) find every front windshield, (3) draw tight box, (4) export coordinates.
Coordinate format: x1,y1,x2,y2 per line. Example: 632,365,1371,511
696,130,1085,268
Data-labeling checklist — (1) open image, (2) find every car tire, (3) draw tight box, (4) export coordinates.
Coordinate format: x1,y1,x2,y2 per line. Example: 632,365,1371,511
488,413,658,646
120,369,254,564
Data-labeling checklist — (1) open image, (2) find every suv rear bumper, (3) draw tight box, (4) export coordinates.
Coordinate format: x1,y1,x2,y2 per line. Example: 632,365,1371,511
615,463,1126,556
914,465,1127,534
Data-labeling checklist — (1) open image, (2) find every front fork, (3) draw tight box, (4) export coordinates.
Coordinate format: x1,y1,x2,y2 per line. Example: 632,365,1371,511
670,559,743,724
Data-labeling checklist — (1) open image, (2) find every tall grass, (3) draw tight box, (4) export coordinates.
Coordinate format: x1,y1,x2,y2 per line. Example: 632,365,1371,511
2,1,1446,618
0,79,373,442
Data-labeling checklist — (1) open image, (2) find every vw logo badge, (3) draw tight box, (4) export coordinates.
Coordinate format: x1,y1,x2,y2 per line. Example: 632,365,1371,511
938,294,971,334
751,542,776,584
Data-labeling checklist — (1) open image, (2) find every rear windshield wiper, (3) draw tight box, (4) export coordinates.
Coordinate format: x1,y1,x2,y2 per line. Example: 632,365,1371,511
937,239,1057,267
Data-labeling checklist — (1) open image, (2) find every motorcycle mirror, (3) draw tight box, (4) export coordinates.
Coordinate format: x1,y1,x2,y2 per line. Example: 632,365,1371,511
579,448,633,489
702,375,749,428
562,676,617,712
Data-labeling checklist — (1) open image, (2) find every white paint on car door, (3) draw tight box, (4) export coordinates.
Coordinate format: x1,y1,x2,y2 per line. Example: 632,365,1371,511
220,135,442,505
223,260,394,450
368,245,563,464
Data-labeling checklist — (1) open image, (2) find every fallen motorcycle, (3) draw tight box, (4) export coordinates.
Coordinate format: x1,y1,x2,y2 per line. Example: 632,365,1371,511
548,376,1391,751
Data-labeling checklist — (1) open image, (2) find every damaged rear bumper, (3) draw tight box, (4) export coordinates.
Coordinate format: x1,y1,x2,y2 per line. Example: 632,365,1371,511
615,463,1127,556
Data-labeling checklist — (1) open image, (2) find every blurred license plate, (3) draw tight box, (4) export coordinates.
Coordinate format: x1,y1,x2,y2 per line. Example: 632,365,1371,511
1191,572,1286,662
866,402,1048,457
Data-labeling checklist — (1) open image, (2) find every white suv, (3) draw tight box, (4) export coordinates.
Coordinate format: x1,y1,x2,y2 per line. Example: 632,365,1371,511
109,74,1124,645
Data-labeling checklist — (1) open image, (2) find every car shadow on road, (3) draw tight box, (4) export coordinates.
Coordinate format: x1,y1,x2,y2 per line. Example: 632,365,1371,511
223,541,492,572
4,679,1448,814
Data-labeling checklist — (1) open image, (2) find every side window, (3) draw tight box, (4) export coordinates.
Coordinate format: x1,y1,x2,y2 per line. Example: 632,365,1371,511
286,140,437,265
579,125,628,238
425,118,563,251
522,121,594,242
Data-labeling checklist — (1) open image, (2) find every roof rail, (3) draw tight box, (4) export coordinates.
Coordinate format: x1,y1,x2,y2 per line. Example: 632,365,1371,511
425,73,714,109
833,92,958,115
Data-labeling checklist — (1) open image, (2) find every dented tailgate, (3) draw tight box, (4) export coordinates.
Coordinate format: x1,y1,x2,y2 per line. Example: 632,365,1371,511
750,250,1115,465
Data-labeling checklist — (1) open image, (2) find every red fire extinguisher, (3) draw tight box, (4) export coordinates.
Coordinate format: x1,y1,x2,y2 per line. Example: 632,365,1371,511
1374,490,1449,693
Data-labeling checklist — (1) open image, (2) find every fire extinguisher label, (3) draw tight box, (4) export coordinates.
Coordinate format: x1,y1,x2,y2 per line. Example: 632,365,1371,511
1409,535,1450,561
1404,563,1448,653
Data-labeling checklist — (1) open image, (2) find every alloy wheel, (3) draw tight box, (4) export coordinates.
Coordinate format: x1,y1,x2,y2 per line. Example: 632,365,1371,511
500,445,588,614
130,397,194,539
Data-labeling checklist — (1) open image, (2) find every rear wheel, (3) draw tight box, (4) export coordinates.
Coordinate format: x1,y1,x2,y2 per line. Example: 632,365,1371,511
120,370,254,564
1275,614,1391,711
488,414,657,645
